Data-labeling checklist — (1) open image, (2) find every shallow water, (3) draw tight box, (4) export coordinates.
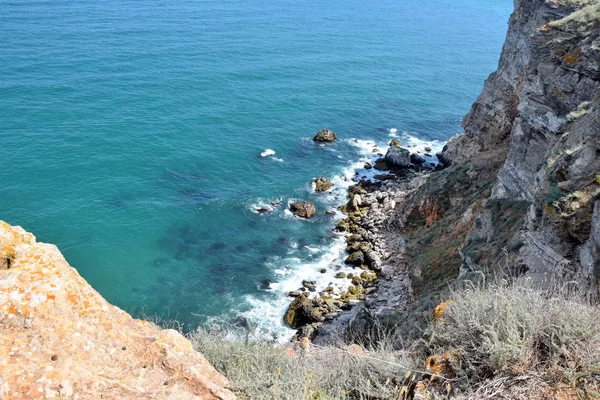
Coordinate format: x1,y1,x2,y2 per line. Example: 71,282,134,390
0,0,512,339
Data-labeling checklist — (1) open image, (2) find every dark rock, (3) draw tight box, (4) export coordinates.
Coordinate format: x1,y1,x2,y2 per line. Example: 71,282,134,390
345,251,365,266
410,153,426,164
313,129,337,142
290,201,316,218
314,177,333,192
364,162,373,170
284,296,325,328
384,146,410,167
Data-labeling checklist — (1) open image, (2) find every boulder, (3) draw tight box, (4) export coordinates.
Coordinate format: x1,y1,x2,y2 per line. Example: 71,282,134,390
410,153,426,164
284,295,324,328
345,251,365,266
384,146,411,167
314,177,333,192
290,201,316,218
313,129,337,142
0,221,234,400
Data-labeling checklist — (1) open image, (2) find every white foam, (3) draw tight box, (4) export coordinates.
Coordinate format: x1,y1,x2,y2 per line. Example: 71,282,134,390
239,234,365,343
239,134,447,342
261,148,276,157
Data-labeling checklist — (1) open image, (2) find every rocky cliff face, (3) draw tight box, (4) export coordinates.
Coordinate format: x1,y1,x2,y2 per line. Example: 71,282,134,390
403,0,600,301
0,221,235,400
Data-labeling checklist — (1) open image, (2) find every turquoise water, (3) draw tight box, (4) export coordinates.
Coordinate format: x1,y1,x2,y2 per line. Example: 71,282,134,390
1,0,511,339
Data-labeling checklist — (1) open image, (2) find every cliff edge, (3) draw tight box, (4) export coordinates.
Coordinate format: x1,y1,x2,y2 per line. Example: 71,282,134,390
0,221,235,400
395,0,600,303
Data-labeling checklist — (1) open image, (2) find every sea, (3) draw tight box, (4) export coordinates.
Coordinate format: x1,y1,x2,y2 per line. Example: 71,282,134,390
0,0,512,341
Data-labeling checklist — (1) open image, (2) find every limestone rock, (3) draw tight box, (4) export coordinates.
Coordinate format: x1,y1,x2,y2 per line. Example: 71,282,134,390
0,221,234,400
290,201,316,218
313,129,337,142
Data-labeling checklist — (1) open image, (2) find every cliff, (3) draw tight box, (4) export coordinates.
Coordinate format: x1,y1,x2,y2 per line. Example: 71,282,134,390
0,221,235,400
398,0,600,302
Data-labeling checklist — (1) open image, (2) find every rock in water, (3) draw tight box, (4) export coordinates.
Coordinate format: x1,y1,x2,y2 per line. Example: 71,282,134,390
384,146,411,167
314,177,333,192
0,221,234,400
290,201,316,218
313,128,337,142
389,138,402,148
283,295,324,328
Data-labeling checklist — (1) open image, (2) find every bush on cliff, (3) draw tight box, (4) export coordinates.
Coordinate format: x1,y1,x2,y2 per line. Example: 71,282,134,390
418,277,600,398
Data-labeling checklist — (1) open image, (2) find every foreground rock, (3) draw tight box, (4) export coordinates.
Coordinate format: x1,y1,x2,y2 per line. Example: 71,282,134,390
290,201,316,218
0,221,234,400
313,177,333,192
313,129,337,142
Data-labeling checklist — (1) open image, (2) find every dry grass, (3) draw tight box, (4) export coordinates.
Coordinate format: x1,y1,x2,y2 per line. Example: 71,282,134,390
189,326,415,400
420,278,600,397
185,278,599,399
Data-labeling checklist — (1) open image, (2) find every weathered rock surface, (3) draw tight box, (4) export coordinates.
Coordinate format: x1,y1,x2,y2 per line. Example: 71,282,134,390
384,146,410,168
313,129,337,142
313,177,333,192
0,221,234,400
290,201,316,218
311,0,600,344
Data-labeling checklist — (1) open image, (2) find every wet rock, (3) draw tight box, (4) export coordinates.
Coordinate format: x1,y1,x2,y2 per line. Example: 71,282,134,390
424,146,432,152
288,291,301,297
313,128,337,142
335,272,347,279
290,201,316,218
364,162,373,170
314,177,334,192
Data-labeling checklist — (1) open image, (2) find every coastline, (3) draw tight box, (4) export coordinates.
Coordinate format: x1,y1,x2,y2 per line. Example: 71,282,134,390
283,137,444,342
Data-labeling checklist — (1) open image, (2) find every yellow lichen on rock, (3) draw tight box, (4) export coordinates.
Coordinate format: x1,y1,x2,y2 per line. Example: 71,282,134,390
0,221,235,400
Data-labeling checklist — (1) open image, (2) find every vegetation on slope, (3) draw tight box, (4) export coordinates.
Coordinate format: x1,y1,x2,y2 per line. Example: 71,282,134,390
189,278,600,399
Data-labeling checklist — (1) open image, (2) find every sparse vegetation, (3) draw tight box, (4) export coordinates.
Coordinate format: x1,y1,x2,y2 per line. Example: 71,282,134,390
189,327,415,399
188,278,600,399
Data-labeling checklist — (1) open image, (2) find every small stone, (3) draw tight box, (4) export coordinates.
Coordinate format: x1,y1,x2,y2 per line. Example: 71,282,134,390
335,272,346,279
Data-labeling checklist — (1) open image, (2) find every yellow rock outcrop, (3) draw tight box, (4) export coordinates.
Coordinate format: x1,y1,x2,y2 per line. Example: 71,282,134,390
0,221,235,400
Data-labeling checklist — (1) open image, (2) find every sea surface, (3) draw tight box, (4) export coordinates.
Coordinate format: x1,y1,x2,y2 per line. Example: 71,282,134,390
0,0,512,340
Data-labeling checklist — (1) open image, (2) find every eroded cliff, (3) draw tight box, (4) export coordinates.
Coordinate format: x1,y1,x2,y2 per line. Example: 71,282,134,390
0,221,235,400
397,0,600,301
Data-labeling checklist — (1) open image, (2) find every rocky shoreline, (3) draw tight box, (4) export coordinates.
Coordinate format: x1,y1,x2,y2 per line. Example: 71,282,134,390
284,137,442,342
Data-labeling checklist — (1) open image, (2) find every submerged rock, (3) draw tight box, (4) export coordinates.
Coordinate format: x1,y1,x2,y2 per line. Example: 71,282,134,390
290,201,316,218
0,221,234,400
314,177,334,192
313,128,337,142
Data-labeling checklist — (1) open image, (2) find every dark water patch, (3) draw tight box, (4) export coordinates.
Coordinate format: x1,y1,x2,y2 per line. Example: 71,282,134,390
177,188,220,206
208,242,227,251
